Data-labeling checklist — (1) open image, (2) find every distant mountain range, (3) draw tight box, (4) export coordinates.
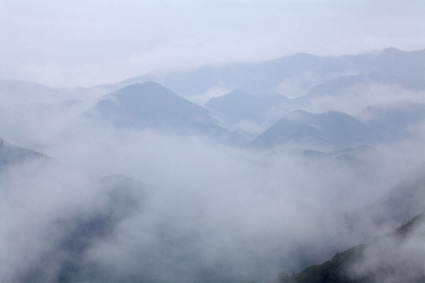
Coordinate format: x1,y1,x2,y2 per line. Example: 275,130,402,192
108,47,425,148
2,48,424,102
1,47,425,283
119,47,425,98
1,48,424,151
249,100,425,150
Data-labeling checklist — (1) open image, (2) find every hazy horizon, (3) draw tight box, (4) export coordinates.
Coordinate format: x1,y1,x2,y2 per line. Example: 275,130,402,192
1,0,424,88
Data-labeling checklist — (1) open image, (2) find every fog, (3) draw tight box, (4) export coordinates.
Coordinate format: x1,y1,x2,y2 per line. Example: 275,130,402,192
348,215,425,282
1,1,425,282
1,77,425,282
300,84,425,118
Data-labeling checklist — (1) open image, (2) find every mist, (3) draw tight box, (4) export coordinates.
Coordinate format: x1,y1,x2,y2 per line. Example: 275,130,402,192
1,75,425,282
1,1,425,282
2,0,425,87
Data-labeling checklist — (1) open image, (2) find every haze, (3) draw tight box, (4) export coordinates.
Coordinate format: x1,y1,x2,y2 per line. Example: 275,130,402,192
1,1,425,283
1,0,424,87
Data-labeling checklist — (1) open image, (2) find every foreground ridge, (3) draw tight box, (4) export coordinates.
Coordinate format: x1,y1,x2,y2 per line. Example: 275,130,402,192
277,214,425,283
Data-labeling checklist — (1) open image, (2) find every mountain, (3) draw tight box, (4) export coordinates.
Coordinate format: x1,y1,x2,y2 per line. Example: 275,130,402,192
363,102,425,141
0,79,65,105
90,82,214,128
277,214,425,283
372,48,425,91
250,110,374,149
119,53,325,98
16,174,145,283
248,102,425,150
0,137,48,168
292,72,402,107
369,164,425,226
88,81,247,144
205,89,288,136
301,145,371,165
115,48,425,100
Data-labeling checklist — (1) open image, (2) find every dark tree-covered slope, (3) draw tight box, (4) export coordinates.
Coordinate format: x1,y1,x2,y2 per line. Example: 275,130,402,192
277,214,425,283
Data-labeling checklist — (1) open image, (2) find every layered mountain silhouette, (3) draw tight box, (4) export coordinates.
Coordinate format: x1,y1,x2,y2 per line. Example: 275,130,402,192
1,47,425,283
88,82,247,144
119,48,425,98
102,48,425,145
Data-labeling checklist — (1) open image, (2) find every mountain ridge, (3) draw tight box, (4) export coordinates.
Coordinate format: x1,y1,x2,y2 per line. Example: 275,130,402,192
249,110,374,149
277,214,425,283
88,81,248,145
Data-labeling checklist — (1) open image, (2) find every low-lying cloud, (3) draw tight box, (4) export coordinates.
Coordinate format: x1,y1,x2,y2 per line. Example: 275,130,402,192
1,68,425,282
1,118,425,282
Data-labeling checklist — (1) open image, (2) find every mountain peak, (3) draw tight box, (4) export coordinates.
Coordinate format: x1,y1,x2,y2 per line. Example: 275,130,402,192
107,81,183,105
90,80,221,130
394,213,425,237
113,81,169,94
250,110,373,149
381,47,403,54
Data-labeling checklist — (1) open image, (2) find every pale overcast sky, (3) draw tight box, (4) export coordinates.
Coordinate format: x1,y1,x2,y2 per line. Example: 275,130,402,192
1,0,424,87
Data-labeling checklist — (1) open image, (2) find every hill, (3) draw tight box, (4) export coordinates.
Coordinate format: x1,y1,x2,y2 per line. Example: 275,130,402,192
88,81,247,144
278,214,425,283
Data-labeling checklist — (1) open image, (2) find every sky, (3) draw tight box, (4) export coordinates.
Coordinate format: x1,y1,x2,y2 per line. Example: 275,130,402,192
1,0,424,87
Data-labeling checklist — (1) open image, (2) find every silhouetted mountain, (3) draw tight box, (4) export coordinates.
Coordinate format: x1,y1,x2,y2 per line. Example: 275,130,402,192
250,111,373,149
91,82,213,126
0,138,48,168
277,214,425,283
88,82,247,144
